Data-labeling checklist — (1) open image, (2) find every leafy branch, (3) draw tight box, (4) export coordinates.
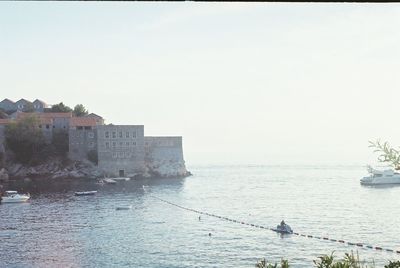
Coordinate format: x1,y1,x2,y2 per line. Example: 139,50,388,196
369,139,400,170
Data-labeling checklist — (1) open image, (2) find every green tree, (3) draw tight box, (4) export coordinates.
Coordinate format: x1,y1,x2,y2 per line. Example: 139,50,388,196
5,115,46,164
73,104,88,117
49,102,72,113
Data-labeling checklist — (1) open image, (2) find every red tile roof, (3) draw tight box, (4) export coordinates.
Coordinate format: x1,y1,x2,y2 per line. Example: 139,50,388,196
17,112,72,119
0,119,11,125
70,117,97,127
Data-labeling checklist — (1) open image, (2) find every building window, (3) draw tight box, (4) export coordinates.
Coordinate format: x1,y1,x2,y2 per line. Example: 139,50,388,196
112,152,117,158
119,131,122,138
84,126,91,130
39,125,42,128
106,142,109,148
77,126,83,130
118,152,124,158
46,125,50,129
88,132,94,138
125,152,130,158
132,131,136,138
105,131,109,138
133,142,136,146
53,125,55,129
112,132,116,138
112,142,116,148
126,142,129,146
126,132,129,138
119,142,123,147
88,142,94,148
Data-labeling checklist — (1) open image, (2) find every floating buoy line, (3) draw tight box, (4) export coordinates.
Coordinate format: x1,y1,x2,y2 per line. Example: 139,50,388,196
150,195,400,255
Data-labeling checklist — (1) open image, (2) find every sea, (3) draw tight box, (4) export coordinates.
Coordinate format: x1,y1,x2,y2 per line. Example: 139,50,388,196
1,165,400,268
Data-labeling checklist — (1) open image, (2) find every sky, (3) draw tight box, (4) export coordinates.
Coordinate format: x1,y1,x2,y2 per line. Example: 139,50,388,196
1,3,400,166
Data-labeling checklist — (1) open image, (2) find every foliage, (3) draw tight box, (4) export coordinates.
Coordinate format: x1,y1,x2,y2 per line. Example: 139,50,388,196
52,130,69,156
313,251,371,268
73,104,89,117
385,261,400,268
4,115,46,164
369,139,400,170
255,251,386,268
256,258,289,268
49,102,72,113
87,150,98,165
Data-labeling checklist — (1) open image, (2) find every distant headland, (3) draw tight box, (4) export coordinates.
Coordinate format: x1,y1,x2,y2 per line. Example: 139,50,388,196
0,98,190,181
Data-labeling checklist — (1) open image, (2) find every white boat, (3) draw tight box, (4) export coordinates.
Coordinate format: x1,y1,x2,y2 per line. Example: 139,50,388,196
111,177,131,182
103,178,117,184
75,191,97,196
360,166,400,185
1,191,30,203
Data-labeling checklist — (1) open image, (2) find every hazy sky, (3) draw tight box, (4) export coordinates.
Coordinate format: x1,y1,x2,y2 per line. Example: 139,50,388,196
1,3,400,165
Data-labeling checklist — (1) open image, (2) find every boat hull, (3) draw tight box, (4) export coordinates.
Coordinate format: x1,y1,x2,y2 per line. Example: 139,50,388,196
1,196,30,203
360,176,400,185
75,191,97,196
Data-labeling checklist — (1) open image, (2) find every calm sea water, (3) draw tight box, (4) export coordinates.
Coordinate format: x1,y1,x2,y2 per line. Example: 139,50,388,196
1,165,400,268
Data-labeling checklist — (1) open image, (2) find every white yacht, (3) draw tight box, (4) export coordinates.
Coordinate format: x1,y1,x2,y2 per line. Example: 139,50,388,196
1,191,30,203
360,166,400,185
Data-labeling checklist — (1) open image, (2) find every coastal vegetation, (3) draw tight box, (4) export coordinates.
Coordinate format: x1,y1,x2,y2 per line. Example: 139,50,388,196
369,140,400,170
4,115,69,165
48,102,89,117
4,115,46,164
255,251,400,268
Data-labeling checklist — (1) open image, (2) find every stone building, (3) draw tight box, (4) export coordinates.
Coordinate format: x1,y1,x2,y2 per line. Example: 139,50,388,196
97,125,145,177
0,98,49,113
85,113,104,125
32,99,48,112
144,136,184,163
68,117,99,161
16,112,72,143
0,99,16,112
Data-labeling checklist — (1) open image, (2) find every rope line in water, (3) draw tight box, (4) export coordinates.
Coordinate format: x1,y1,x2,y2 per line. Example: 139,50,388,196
150,195,400,255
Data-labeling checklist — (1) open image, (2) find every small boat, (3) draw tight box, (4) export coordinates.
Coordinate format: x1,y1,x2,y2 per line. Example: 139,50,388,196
116,205,132,210
1,191,30,203
111,177,131,182
272,221,293,234
360,166,400,185
74,191,97,196
103,178,117,184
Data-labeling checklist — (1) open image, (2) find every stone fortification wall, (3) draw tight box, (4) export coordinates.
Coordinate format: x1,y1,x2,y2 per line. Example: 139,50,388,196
97,125,145,177
144,136,188,177
69,128,97,161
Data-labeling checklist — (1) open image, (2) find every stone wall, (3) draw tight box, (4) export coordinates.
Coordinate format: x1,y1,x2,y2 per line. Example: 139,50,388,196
69,127,97,161
144,136,188,177
97,125,145,177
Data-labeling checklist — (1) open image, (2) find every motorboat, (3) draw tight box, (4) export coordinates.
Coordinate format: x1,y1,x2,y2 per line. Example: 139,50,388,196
272,221,293,234
103,178,117,184
360,166,400,185
74,191,97,196
111,177,131,182
1,191,30,203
